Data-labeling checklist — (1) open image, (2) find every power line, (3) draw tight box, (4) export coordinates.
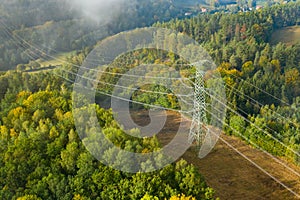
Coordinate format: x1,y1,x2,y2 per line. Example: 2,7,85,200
203,88,300,160
0,20,195,110
0,17,289,108
54,71,193,114
0,19,198,80
208,110,300,179
208,72,299,128
210,127,300,198
6,19,296,160
2,16,300,172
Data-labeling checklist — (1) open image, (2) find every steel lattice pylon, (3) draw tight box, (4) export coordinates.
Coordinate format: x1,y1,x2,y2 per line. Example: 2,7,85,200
188,63,208,146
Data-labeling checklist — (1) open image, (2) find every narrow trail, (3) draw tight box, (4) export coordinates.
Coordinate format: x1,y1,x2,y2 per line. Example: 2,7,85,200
131,110,300,200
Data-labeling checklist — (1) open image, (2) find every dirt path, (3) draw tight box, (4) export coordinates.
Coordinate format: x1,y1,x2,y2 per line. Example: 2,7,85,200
130,110,300,200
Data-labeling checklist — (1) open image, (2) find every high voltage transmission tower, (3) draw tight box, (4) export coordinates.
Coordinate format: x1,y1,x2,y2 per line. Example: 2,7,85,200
188,62,208,146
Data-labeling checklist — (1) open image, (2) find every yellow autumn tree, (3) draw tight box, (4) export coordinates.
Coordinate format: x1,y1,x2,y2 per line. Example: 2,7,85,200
169,194,196,200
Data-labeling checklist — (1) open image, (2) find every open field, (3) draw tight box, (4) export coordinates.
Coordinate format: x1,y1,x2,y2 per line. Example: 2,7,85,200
36,51,76,67
24,51,76,73
173,0,207,8
173,0,239,9
131,110,300,200
25,65,57,73
271,26,300,45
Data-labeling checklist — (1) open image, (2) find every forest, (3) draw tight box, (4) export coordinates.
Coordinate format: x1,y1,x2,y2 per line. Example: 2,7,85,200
0,0,300,199
155,1,300,162
0,71,217,199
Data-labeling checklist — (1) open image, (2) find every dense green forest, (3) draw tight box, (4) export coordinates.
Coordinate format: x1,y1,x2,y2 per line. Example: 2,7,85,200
1,0,300,199
0,71,216,199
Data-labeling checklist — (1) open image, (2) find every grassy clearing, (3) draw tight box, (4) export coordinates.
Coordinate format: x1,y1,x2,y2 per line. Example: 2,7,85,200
24,51,76,74
173,0,208,9
36,51,76,67
271,26,300,45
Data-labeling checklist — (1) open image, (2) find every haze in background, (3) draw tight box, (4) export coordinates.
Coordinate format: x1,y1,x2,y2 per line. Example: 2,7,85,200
66,0,136,23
